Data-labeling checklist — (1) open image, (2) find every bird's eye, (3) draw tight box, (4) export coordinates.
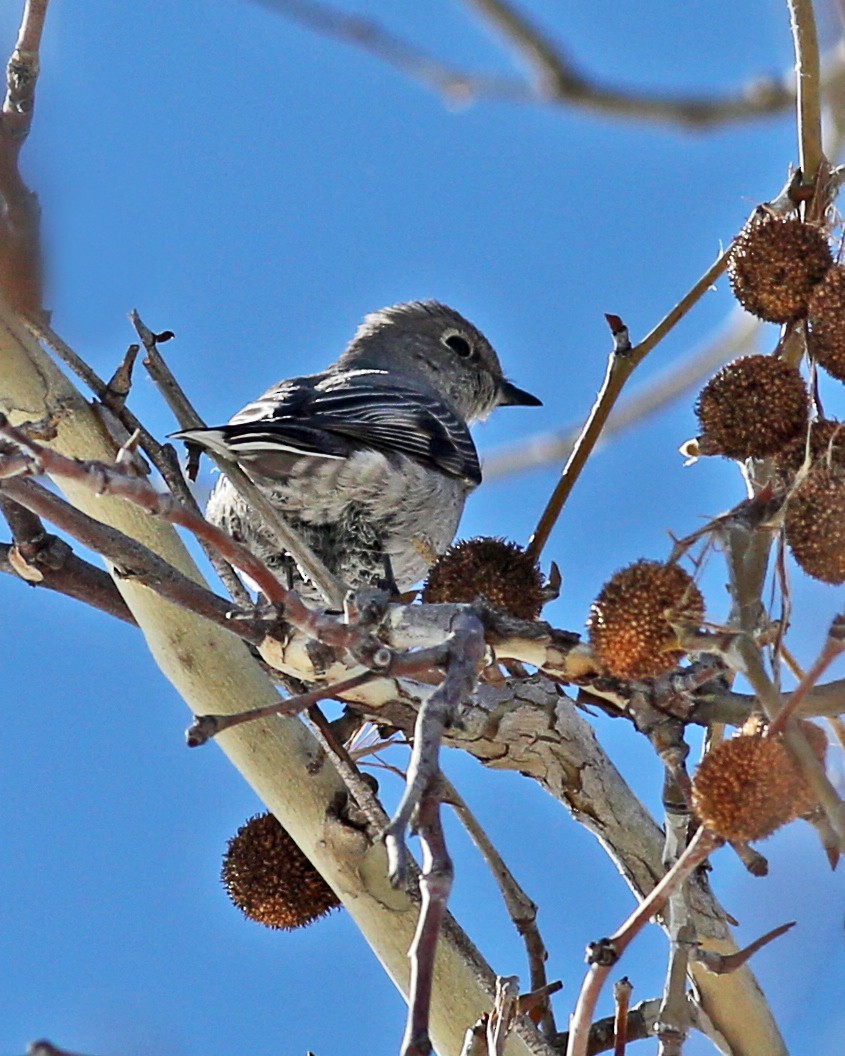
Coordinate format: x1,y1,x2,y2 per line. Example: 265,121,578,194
443,331,474,359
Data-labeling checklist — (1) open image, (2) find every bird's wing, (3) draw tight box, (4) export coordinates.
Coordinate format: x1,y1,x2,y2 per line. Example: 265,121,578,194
174,375,481,485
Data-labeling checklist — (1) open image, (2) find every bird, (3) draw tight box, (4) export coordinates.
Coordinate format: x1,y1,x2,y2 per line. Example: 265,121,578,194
174,300,540,603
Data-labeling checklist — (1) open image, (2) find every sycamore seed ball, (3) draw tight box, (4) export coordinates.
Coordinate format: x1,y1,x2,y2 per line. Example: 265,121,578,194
221,812,340,930
695,355,809,460
587,560,704,680
727,214,832,323
808,264,845,381
785,464,845,584
774,418,845,482
692,735,804,843
693,722,827,842
422,537,545,620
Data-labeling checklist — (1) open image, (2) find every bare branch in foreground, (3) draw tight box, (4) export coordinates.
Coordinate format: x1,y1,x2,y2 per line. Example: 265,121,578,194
384,608,486,886
461,0,816,128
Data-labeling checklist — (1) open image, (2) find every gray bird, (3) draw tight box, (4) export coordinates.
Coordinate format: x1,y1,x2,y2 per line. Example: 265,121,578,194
175,301,540,601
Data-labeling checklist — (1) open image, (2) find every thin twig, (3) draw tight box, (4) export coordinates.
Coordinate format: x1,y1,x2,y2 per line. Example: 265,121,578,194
441,776,557,1040
769,613,845,735
527,247,731,559
0,0,49,315
484,311,757,481
612,978,633,1056
735,635,845,850
788,0,824,183
132,310,346,608
186,669,376,745
691,921,796,974
401,781,453,1056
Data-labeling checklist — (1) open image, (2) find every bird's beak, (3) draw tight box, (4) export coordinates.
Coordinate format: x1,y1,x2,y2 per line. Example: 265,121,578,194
497,379,542,407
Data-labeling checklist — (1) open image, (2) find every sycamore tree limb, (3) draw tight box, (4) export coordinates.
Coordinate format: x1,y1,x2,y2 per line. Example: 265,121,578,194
0,436,791,1055
261,622,790,1056
0,378,790,1054
0,302,556,1056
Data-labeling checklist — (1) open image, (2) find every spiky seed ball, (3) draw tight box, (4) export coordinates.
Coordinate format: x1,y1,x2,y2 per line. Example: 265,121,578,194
727,214,832,322
421,537,545,619
694,355,809,459
221,812,340,930
808,264,845,381
587,560,704,680
692,735,805,842
774,418,845,482
785,463,845,583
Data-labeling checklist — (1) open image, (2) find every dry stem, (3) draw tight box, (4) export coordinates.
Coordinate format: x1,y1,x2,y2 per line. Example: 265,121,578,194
565,827,720,1056
527,248,731,559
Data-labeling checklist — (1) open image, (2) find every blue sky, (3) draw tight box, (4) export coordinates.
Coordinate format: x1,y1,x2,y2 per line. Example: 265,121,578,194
2,2,844,1054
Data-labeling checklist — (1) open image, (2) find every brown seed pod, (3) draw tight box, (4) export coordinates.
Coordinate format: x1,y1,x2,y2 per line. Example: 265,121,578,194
691,735,805,843
774,418,845,482
695,355,809,460
785,463,845,583
808,264,845,381
421,536,545,620
221,812,340,930
727,213,832,322
587,560,704,680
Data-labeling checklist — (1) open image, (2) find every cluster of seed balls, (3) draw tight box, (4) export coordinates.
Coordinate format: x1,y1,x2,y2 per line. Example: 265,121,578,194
694,211,845,583
422,540,827,845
